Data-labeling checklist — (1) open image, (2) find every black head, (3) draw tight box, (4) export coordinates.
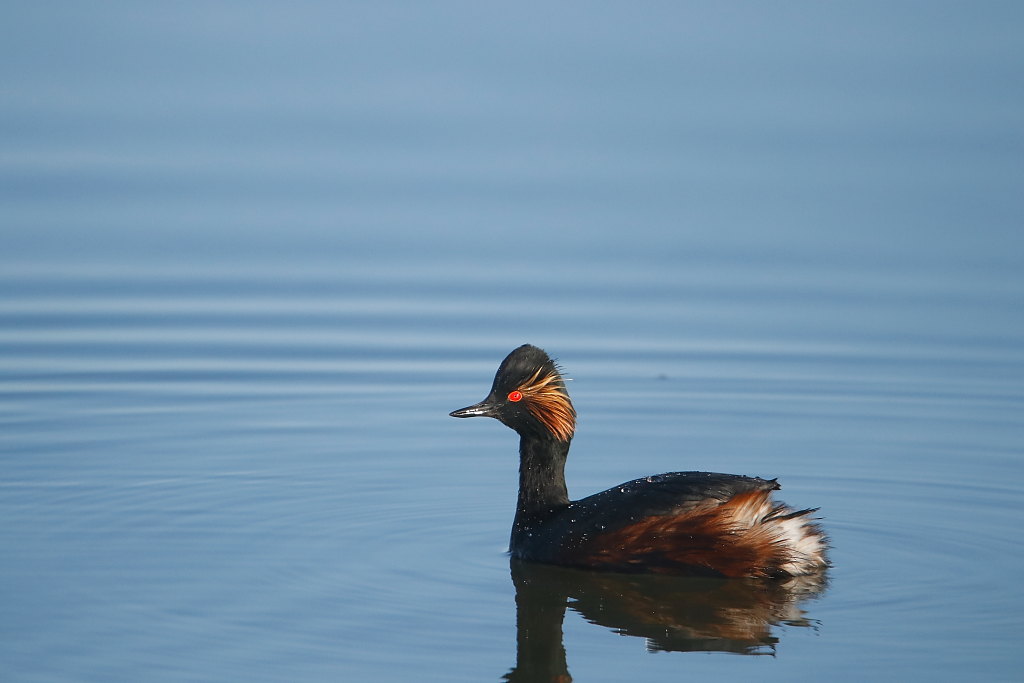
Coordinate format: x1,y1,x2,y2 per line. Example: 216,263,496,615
450,344,576,441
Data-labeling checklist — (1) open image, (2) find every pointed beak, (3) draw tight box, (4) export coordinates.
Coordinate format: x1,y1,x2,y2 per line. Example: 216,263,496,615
449,399,498,419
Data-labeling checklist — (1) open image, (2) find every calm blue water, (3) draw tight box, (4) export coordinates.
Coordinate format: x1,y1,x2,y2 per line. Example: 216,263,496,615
3,3,1023,681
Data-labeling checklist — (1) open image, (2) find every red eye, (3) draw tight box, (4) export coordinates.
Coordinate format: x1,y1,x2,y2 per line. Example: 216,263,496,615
507,390,523,402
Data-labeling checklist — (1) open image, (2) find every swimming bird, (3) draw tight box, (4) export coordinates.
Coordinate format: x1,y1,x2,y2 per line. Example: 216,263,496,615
450,344,828,578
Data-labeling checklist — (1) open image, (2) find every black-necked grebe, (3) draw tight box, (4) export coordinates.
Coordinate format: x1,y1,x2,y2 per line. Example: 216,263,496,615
450,344,828,578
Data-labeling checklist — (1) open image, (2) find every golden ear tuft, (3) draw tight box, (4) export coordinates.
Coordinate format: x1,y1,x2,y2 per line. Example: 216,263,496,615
518,366,576,441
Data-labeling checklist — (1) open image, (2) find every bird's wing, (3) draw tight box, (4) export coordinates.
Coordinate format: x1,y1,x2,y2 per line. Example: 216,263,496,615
568,471,779,527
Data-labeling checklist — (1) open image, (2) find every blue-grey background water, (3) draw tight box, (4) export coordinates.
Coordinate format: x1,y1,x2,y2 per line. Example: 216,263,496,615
2,2,1023,681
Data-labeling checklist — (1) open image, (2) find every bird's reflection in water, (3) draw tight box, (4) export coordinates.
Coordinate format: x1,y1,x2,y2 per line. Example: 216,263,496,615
504,559,828,682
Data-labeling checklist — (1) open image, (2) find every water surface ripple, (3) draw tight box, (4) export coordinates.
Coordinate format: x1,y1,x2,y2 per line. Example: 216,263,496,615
1,260,1022,681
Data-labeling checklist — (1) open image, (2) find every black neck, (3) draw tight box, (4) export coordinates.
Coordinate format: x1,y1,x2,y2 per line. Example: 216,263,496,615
515,434,571,516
